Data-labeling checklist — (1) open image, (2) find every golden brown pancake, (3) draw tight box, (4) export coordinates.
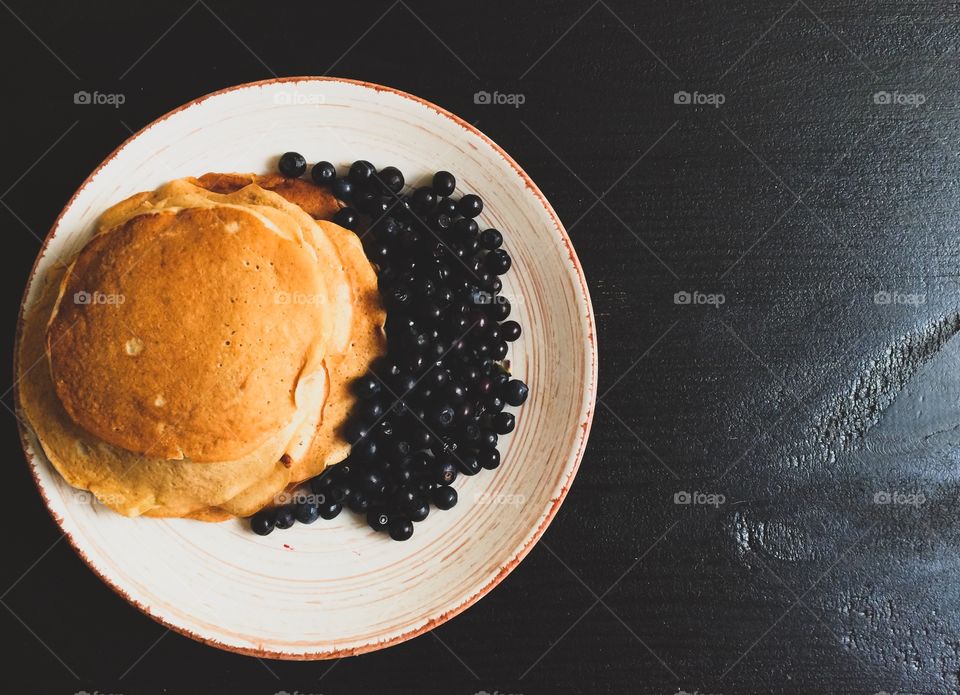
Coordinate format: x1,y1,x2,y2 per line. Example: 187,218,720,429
19,264,328,518
192,172,341,220
19,176,384,521
47,204,330,462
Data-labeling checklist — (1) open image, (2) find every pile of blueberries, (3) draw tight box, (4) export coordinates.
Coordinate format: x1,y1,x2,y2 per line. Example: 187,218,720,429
250,153,529,541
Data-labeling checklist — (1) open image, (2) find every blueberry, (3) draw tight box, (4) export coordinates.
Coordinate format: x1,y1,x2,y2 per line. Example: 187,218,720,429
354,375,382,399
348,490,370,513
373,216,400,242
456,454,481,476
331,177,353,201
432,170,456,197
333,207,359,230
429,404,456,429
486,395,505,414
478,448,501,470
457,194,483,218
504,379,529,406
445,382,467,403
486,249,512,275
492,412,516,435
431,486,458,510
479,228,503,249
389,283,414,310
452,217,478,239
488,297,511,321
377,166,405,194
357,398,384,421
278,151,307,178
501,320,522,342
318,500,343,520
352,437,379,460
479,429,498,449
388,517,414,541
275,505,296,529
295,500,320,524
409,500,430,522
412,186,437,211
435,459,458,485
491,341,509,360
311,160,336,185
437,197,457,216
349,160,376,184
367,508,391,531
251,510,276,536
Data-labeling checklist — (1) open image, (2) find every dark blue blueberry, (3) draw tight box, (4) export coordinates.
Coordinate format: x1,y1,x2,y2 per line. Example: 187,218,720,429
295,500,320,524
367,508,391,531
478,448,501,470
412,186,437,212
457,194,483,218
318,500,343,520
486,249,512,275
251,510,276,535
333,207,359,230
435,459,458,485
479,228,503,249
311,160,336,184
354,375,382,399
409,500,430,522
504,379,529,406
432,170,456,197
456,454,481,476
492,411,516,435
278,151,307,177
388,517,414,541
274,505,296,529
331,177,353,201
349,159,376,184
431,486,458,510
377,166,405,193
501,320,522,342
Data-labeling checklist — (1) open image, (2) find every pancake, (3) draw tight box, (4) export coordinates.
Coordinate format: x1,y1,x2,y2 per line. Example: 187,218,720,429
20,176,384,521
47,203,330,462
191,172,341,220
19,265,328,518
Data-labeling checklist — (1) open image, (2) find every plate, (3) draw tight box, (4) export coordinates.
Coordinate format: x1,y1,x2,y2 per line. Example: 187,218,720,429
14,77,597,659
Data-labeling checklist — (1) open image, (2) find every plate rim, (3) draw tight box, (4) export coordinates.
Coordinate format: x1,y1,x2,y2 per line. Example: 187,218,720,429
13,75,598,660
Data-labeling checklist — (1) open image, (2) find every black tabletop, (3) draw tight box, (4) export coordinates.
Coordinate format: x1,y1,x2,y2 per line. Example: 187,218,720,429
3,1,960,693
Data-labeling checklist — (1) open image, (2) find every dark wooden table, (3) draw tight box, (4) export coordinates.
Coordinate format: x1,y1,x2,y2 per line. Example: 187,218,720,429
3,2,960,693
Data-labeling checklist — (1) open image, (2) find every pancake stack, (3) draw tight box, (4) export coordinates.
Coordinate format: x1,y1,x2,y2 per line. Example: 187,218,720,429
17,176,385,521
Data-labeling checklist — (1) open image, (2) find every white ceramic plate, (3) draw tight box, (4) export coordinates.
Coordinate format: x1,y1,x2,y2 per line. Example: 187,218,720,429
15,77,597,659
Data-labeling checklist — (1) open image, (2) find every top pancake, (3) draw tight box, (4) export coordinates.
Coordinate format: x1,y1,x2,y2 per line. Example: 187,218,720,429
46,202,330,462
